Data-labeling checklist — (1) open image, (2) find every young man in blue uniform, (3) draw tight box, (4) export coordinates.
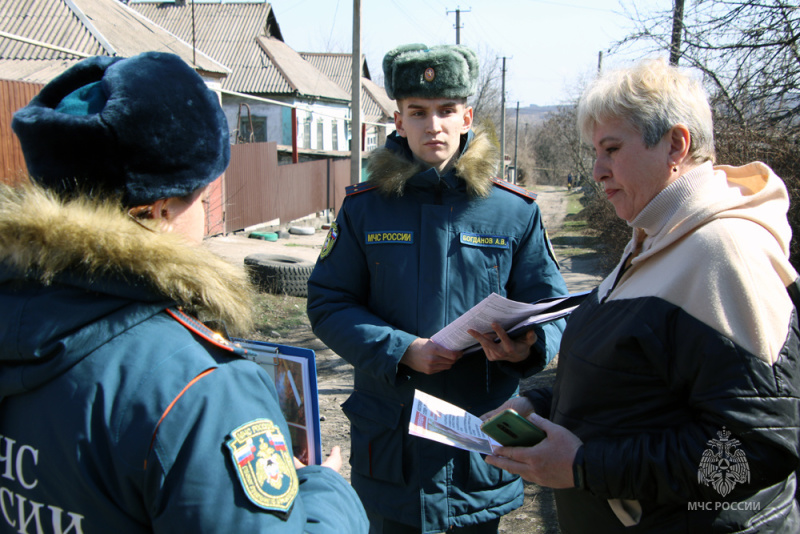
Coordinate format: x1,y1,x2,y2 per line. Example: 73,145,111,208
307,44,568,533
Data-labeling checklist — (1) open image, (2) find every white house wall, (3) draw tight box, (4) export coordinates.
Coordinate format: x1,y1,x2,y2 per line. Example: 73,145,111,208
292,100,351,151
220,92,352,151
221,94,285,146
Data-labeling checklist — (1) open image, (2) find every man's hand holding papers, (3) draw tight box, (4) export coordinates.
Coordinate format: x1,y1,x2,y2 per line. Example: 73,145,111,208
430,291,591,355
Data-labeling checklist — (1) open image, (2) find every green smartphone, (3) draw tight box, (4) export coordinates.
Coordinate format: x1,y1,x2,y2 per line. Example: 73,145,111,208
480,409,546,447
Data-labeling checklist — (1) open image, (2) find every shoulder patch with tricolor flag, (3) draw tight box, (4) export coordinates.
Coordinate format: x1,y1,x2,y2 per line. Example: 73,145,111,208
226,419,298,512
319,222,339,260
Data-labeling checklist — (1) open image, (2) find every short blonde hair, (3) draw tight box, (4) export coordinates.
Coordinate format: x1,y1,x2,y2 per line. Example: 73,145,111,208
577,58,715,164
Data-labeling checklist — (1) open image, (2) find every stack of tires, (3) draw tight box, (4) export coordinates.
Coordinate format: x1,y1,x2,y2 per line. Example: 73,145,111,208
244,254,315,298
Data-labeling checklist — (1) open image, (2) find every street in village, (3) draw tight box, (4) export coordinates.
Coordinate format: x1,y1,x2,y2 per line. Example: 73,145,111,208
207,184,606,533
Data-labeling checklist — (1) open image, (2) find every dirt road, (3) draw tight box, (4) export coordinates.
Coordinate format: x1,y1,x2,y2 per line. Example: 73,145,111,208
207,185,605,533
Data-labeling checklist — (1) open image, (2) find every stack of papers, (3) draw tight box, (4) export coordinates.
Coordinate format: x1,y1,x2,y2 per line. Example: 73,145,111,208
430,290,590,353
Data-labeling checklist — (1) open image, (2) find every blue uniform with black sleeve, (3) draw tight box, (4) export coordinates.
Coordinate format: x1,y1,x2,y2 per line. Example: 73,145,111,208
307,128,568,532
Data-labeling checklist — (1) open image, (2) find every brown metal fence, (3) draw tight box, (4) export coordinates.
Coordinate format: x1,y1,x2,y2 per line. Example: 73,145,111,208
2,85,356,235
329,157,352,217
216,141,354,234
1,79,43,184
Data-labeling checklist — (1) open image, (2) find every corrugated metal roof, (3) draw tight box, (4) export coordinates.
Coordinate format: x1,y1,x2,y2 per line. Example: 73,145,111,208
256,36,347,101
0,0,229,83
363,77,397,120
0,58,83,83
301,52,395,122
300,52,367,94
0,0,105,60
130,0,330,97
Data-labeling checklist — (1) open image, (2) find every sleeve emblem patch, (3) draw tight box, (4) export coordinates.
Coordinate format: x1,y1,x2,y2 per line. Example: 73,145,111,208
226,419,299,512
319,222,339,260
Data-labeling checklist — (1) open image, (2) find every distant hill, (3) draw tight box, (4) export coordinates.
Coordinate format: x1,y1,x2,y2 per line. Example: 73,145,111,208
510,104,562,126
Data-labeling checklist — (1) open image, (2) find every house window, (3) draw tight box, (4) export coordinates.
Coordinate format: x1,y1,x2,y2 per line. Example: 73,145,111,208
316,120,324,150
331,120,338,150
239,116,267,143
366,128,378,151
345,120,352,141
303,117,312,149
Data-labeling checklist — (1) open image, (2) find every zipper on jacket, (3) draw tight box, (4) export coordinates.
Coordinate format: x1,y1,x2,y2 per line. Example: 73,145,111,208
601,252,632,304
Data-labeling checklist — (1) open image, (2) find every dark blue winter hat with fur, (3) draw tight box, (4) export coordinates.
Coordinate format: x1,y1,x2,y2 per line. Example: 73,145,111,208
383,43,478,101
12,51,230,207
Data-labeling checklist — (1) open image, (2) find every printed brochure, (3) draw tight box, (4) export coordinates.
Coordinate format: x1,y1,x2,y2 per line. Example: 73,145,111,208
409,389,501,455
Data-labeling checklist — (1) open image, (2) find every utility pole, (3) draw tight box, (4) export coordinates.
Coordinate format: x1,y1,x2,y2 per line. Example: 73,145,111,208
446,6,470,44
499,56,508,179
190,0,196,66
598,50,603,73
669,0,685,65
513,101,519,185
350,0,362,185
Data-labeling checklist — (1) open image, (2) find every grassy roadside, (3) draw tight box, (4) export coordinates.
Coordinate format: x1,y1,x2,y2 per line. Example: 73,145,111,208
549,190,602,280
248,293,308,341
548,190,602,262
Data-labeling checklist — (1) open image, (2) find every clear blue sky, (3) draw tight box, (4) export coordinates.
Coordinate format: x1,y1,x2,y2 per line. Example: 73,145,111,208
269,0,668,107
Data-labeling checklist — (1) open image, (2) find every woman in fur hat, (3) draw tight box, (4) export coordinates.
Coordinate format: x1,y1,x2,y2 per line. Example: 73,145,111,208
1,51,367,533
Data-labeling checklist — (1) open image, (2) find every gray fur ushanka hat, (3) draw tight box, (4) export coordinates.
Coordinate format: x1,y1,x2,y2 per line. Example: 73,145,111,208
383,44,478,101
12,51,230,207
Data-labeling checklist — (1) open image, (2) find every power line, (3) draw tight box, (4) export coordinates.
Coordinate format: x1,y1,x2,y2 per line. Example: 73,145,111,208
424,0,449,19
273,0,316,15
387,0,443,40
326,0,341,51
521,0,615,13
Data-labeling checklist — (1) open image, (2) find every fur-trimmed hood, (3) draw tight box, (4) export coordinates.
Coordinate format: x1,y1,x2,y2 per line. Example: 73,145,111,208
365,126,500,198
0,181,254,335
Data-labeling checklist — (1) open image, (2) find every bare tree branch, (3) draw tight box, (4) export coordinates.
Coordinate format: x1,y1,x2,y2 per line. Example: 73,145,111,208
616,0,799,134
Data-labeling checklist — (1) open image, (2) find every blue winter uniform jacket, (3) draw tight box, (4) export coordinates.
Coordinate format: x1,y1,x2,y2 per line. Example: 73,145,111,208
307,129,568,532
0,183,368,533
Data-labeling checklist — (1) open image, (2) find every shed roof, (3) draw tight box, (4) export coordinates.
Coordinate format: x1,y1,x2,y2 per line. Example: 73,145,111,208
0,0,228,83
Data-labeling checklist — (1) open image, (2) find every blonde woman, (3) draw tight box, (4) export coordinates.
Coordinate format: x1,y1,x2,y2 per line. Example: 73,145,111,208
485,59,800,533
